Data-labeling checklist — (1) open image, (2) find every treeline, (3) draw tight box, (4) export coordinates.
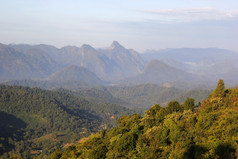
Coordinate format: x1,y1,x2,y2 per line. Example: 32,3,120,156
53,80,238,159
0,85,132,158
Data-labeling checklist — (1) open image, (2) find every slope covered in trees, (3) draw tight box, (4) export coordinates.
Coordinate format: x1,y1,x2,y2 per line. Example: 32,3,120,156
54,80,238,159
0,85,132,158
3,81,211,109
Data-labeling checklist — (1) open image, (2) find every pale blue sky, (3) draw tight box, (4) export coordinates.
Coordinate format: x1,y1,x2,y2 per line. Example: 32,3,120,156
0,0,238,52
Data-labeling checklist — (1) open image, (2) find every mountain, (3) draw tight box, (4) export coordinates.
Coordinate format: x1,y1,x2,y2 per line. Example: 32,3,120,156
2,42,238,85
103,41,145,79
4,65,107,90
141,48,238,81
39,41,145,81
10,44,60,73
1,41,145,82
0,85,133,158
0,43,59,82
59,41,145,81
76,44,120,80
119,60,197,85
48,65,105,85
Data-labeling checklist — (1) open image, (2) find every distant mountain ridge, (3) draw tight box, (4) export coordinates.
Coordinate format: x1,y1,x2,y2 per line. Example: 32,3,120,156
0,43,59,81
119,60,198,85
1,41,145,82
141,48,238,83
1,42,238,86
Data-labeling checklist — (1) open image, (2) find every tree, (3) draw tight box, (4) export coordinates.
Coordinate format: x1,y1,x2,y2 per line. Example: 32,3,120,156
182,98,195,111
145,104,162,117
166,101,182,114
210,79,226,98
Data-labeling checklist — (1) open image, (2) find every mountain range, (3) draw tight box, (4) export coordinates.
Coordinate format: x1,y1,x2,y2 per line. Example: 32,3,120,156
142,48,238,78
1,41,145,82
1,41,238,87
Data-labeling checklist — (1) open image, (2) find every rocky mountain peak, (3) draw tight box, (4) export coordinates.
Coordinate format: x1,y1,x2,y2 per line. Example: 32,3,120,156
109,41,124,50
80,44,95,52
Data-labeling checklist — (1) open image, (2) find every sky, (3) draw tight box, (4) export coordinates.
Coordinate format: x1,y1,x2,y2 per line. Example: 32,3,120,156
0,0,238,52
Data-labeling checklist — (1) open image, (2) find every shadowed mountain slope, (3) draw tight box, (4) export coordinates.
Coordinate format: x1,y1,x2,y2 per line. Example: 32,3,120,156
48,65,105,85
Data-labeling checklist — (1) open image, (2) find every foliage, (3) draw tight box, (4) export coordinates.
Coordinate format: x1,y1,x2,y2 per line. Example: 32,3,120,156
209,79,226,98
0,85,132,158
182,97,195,111
5,82,211,110
54,80,238,159
106,84,211,109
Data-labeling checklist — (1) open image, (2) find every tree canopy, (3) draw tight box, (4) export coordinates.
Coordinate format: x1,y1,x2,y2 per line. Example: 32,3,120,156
52,80,238,159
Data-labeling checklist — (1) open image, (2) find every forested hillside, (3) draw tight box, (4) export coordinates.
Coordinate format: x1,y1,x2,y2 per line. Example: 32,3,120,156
105,84,211,109
4,81,211,109
0,85,132,158
72,84,211,110
53,80,238,159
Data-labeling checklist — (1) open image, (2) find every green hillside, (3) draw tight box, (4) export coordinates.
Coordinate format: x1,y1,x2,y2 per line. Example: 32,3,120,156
106,84,211,109
54,80,238,159
0,85,132,158
4,81,211,109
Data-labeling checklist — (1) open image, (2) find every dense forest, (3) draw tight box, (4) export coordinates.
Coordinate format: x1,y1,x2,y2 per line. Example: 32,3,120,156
0,85,132,158
5,80,211,109
51,80,238,159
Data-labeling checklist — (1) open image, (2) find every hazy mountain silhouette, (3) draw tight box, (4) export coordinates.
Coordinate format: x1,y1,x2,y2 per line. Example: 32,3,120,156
119,60,197,85
48,65,105,85
1,42,238,86
0,43,59,81
141,48,238,80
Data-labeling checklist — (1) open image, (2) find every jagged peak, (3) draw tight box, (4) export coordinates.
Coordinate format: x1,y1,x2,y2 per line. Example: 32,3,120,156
80,44,95,51
109,41,124,50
